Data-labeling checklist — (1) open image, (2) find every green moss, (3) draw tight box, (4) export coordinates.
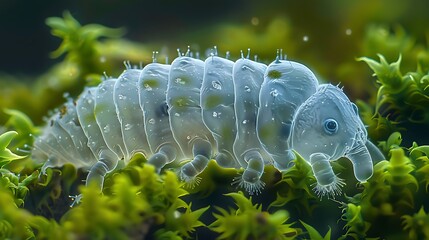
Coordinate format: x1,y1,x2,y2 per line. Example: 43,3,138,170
210,192,300,239
402,207,429,240
269,152,317,215
359,53,429,143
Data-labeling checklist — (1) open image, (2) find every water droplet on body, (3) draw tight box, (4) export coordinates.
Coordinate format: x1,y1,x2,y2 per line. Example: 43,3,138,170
212,81,222,90
103,125,110,133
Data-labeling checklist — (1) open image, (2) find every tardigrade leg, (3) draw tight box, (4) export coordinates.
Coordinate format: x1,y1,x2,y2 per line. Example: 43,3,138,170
180,138,211,186
233,150,265,195
309,153,344,198
147,144,178,173
70,149,119,207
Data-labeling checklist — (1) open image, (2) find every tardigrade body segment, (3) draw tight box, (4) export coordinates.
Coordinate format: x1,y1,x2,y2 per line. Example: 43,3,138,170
33,49,385,199
257,60,319,171
201,56,238,168
167,56,216,182
114,69,151,160
138,63,182,171
232,58,272,194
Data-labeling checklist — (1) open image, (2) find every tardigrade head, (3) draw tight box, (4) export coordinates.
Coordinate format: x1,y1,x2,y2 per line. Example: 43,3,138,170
291,84,373,183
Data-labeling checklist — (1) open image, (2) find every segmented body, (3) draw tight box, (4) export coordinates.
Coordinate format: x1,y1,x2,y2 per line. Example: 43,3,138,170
33,49,384,197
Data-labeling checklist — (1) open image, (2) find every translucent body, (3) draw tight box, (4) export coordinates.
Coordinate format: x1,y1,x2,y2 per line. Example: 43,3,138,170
138,63,182,170
57,101,97,166
290,84,378,196
257,60,318,170
167,56,215,181
33,54,384,200
76,87,119,193
201,56,238,168
76,87,115,161
35,110,93,171
114,69,151,161
94,79,127,160
232,58,271,194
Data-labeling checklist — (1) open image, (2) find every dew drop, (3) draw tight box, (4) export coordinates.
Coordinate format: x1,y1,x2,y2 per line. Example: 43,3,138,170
124,123,132,130
345,29,352,35
148,118,155,124
88,141,96,148
212,81,222,90
242,120,248,124
99,87,106,93
251,17,259,26
303,35,309,42
118,94,126,100
244,86,251,92
144,84,153,91
175,77,186,85
270,89,278,97
103,125,110,133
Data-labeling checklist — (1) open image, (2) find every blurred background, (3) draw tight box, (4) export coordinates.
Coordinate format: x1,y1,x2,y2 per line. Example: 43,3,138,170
1,0,428,73
0,0,428,126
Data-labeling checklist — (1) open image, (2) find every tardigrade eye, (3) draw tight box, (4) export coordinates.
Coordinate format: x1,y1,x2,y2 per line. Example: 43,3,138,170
323,118,338,134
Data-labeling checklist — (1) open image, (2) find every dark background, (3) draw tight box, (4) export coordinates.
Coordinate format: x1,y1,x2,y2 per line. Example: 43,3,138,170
0,0,244,75
1,0,428,76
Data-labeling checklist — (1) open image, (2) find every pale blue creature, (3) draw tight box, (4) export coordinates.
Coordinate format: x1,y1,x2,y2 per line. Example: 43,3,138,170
113,68,151,159
231,54,273,194
257,59,319,171
290,84,383,196
201,53,238,168
138,62,182,171
33,49,384,201
166,52,216,184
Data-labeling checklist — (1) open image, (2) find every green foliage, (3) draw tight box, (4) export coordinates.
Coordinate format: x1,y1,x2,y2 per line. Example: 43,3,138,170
341,132,429,239
210,191,299,240
378,131,403,153
360,54,429,122
46,11,123,78
410,144,429,191
47,11,123,58
0,130,38,207
402,207,429,240
269,152,317,214
0,131,25,165
300,220,331,240
358,138,418,221
339,203,371,240
0,163,210,239
0,187,36,239
356,100,403,142
359,53,429,141
3,109,40,146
